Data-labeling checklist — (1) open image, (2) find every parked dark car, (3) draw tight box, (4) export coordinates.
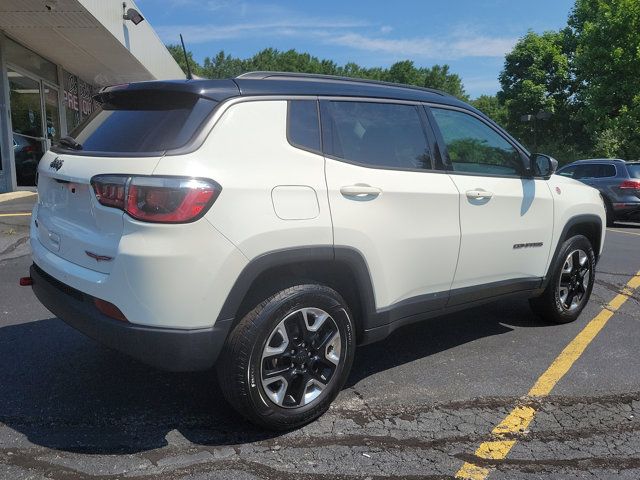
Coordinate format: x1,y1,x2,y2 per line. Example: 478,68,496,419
13,134,40,185
557,159,640,225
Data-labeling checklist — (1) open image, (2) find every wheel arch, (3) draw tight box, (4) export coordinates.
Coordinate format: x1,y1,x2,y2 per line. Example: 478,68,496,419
542,214,602,290
216,246,377,344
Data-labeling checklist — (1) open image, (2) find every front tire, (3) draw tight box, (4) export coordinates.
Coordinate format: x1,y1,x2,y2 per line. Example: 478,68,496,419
216,284,355,430
529,235,595,324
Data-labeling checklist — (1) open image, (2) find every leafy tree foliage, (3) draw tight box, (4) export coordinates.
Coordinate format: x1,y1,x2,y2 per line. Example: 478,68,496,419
569,0,640,159
167,46,468,99
470,95,508,126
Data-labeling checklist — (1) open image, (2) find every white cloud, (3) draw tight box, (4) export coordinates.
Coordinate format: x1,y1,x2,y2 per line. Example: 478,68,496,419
156,19,370,44
324,32,516,59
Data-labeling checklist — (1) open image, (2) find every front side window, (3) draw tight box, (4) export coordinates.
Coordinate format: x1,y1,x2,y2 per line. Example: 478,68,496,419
557,165,577,178
431,108,523,176
322,101,431,170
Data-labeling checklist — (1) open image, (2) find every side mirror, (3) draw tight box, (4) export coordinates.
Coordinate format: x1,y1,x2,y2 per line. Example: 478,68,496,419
531,153,558,178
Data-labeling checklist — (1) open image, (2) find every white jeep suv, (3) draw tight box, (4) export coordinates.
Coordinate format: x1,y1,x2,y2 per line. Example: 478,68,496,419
28,72,606,429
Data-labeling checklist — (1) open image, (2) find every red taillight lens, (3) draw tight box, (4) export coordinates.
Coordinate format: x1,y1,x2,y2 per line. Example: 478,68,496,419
91,175,128,209
620,180,640,190
91,175,220,223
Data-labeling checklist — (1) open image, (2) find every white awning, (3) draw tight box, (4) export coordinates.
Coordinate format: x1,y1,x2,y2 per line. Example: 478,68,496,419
0,0,184,86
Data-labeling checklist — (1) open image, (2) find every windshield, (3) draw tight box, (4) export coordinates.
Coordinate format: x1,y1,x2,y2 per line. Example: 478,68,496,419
61,91,217,155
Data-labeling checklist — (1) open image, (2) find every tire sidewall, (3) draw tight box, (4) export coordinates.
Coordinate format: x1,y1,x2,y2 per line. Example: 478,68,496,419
245,286,355,426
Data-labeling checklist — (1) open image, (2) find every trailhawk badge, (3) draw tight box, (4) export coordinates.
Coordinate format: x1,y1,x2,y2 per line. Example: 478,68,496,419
49,157,63,171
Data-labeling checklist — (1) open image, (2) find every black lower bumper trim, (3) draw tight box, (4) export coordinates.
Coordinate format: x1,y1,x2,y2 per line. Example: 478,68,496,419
30,264,231,371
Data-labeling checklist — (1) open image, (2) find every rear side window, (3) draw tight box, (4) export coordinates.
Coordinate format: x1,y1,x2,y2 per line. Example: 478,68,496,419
287,100,321,153
574,163,616,179
431,107,523,176
321,101,431,170
63,91,217,155
627,164,640,178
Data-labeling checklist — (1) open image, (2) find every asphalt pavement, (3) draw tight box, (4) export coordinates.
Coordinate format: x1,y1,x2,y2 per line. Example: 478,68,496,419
1,194,639,479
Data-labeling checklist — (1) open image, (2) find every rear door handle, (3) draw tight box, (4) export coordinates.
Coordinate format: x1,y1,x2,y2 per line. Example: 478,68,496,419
340,185,382,197
465,189,494,199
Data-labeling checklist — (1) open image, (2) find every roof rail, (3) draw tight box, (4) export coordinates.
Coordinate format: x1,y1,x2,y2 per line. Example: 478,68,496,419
235,71,448,97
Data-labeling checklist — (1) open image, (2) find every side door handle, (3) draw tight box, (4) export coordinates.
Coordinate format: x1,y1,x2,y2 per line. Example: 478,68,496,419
340,185,382,197
465,189,494,200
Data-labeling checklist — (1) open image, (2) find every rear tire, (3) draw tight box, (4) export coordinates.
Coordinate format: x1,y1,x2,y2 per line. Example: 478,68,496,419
216,284,355,430
529,235,595,324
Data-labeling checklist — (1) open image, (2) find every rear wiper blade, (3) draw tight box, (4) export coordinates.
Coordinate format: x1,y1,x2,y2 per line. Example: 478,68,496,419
58,135,83,150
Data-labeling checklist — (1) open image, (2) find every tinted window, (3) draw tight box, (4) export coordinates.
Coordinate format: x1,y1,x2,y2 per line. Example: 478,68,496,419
287,100,320,152
431,108,523,176
627,164,640,179
64,91,216,154
574,164,608,179
598,164,617,178
557,165,577,178
322,101,431,170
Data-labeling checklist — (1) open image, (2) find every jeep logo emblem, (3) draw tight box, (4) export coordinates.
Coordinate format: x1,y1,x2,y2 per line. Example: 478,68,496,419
49,157,63,171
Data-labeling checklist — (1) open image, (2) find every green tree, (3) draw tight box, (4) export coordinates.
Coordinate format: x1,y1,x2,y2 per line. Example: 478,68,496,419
470,95,508,126
167,46,469,100
421,65,468,100
569,0,640,158
166,44,203,77
498,30,585,154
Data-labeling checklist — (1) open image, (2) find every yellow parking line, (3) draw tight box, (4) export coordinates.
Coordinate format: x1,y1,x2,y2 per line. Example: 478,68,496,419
0,213,31,217
607,228,640,237
456,270,640,480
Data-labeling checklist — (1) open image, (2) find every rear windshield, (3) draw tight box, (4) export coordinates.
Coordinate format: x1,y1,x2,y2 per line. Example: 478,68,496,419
627,163,640,178
62,91,217,155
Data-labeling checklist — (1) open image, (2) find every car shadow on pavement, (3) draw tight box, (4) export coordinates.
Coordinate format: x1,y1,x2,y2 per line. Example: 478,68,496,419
0,298,545,455
347,297,545,387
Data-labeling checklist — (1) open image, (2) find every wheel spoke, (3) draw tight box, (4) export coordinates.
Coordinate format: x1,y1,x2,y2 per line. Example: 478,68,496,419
260,307,343,409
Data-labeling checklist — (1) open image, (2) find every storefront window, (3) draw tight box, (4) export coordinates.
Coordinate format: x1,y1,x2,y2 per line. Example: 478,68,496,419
4,37,57,85
64,70,98,131
8,69,44,186
44,86,61,145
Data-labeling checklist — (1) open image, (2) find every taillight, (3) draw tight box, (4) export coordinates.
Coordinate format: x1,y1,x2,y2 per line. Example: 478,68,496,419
620,180,640,190
91,175,221,223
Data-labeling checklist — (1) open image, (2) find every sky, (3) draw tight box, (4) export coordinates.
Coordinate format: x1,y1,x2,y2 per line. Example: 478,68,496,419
137,0,576,98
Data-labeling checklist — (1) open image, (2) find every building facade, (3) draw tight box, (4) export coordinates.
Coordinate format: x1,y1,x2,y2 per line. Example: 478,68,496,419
0,0,184,192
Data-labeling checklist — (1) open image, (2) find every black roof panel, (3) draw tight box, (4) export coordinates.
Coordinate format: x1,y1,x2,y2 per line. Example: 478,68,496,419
98,72,471,109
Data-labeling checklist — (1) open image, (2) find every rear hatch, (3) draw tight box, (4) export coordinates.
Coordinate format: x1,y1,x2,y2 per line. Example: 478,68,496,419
35,86,220,274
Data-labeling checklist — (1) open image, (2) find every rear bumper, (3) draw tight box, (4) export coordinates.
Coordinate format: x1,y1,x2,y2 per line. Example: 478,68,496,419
30,264,231,371
612,201,640,218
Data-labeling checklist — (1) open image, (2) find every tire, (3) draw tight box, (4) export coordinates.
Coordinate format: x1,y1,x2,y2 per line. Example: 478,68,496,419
216,284,355,430
529,234,595,324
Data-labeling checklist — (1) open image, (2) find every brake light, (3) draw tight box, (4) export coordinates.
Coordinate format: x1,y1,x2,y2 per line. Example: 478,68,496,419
620,180,640,189
92,175,127,209
91,175,221,223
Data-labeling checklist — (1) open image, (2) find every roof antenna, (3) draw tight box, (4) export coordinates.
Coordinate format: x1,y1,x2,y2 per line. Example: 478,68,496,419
179,34,193,80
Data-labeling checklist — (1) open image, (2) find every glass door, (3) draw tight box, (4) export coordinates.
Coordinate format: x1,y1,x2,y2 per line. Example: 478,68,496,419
8,68,47,186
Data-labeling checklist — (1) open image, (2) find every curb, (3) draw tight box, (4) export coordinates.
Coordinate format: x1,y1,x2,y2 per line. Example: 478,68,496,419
0,191,37,203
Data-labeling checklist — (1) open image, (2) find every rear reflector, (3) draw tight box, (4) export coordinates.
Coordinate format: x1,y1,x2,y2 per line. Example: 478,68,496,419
620,180,640,189
94,298,128,322
19,276,33,286
91,175,221,223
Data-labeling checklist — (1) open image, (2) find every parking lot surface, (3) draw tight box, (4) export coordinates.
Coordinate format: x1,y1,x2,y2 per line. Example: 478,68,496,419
1,195,639,479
